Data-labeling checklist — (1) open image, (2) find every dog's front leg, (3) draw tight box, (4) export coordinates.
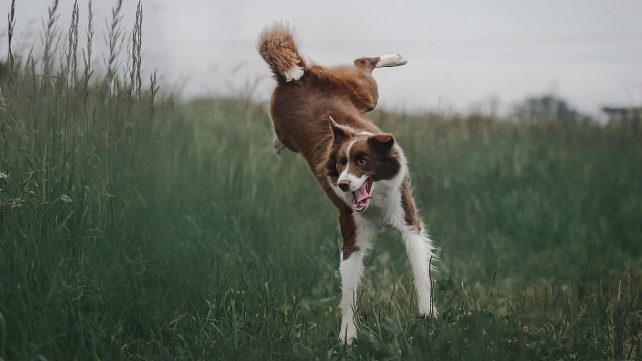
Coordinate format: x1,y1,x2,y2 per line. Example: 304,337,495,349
400,225,438,318
339,249,364,345
338,211,372,345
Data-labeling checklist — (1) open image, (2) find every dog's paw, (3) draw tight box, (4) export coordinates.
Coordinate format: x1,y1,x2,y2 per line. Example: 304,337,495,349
273,135,285,155
419,304,438,319
338,320,357,346
375,54,408,68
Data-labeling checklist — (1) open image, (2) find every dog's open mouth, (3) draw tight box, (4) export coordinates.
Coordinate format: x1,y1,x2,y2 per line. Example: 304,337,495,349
352,177,373,212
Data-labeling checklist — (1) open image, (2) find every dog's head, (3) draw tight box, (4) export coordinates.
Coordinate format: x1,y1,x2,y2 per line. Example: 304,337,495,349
325,117,401,212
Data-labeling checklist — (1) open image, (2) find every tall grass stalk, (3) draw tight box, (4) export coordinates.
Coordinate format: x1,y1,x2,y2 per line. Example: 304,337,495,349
0,2,163,357
6,0,16,78
82,0,93,184
130,0,143,100
41,0,60,97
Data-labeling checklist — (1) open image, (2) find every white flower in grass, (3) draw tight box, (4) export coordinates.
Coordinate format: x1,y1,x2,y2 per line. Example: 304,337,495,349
60,194,73,203
11,198,23,209
0,172,7,179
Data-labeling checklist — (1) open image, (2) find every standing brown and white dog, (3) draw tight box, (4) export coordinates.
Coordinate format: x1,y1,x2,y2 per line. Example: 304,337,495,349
258,24,437,345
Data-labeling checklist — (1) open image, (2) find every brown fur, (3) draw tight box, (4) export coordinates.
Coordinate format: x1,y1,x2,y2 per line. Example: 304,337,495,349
259,25,421,259
268,63,386,217
339,209,359,258
325,132,401,186
401,181,422,232
257,23,306,82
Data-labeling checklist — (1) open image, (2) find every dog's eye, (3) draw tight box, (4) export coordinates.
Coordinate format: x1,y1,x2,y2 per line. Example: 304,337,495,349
338,160,346,167
358,158,367,165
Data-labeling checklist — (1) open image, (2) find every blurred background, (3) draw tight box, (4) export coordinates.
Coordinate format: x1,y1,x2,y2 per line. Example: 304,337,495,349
1,1,641,360
3,0,642,120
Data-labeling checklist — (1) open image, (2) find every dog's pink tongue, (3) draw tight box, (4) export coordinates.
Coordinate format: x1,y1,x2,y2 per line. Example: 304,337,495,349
355,181,370,203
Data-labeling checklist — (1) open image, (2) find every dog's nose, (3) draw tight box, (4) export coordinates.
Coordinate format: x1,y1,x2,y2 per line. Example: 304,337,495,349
338,179,351,192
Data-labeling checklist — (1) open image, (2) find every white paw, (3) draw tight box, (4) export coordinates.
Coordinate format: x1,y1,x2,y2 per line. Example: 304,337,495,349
419,303,438,319
375,54,408,68
284,65,304,81
338,320,357,346
273,135,285,155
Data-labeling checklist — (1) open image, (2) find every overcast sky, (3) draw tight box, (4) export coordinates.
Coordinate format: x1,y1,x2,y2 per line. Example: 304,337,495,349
3,0,642,117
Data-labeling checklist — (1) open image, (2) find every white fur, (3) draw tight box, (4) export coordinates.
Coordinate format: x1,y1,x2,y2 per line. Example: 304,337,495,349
375,54,408,68
339,250,364,345
345,138,357,158
337,138,369,192
401,225,438,317
338,172,368,192
338,216,375,346
335,144,438,344
283,65,304,81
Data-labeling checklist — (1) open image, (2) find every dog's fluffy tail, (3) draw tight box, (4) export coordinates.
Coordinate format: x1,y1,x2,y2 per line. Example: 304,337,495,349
258,23,306,83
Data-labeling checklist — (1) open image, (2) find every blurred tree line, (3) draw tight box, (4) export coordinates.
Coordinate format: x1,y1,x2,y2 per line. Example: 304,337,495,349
512,94,595,124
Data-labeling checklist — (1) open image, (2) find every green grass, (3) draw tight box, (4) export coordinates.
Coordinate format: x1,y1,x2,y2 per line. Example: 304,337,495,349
1,2,641,360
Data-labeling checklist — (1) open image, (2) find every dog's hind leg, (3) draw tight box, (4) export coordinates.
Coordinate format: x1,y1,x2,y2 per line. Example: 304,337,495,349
354,54,408,74
375,54,408,68
351,54,407,113
273,135,285,155
351,58,382,112
271,124,297,155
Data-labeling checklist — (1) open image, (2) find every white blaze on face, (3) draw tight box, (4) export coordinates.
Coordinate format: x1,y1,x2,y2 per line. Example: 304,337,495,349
337,139,368,192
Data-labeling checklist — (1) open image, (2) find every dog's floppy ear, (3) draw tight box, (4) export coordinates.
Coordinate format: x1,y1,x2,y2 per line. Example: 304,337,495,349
368,133,395,152
328,116,350,143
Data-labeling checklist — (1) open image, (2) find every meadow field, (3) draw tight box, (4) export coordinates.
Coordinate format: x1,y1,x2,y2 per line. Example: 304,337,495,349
1,3,641,360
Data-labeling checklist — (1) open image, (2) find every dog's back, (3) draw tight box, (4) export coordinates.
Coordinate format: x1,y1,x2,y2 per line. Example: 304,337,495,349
258,24,385,169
